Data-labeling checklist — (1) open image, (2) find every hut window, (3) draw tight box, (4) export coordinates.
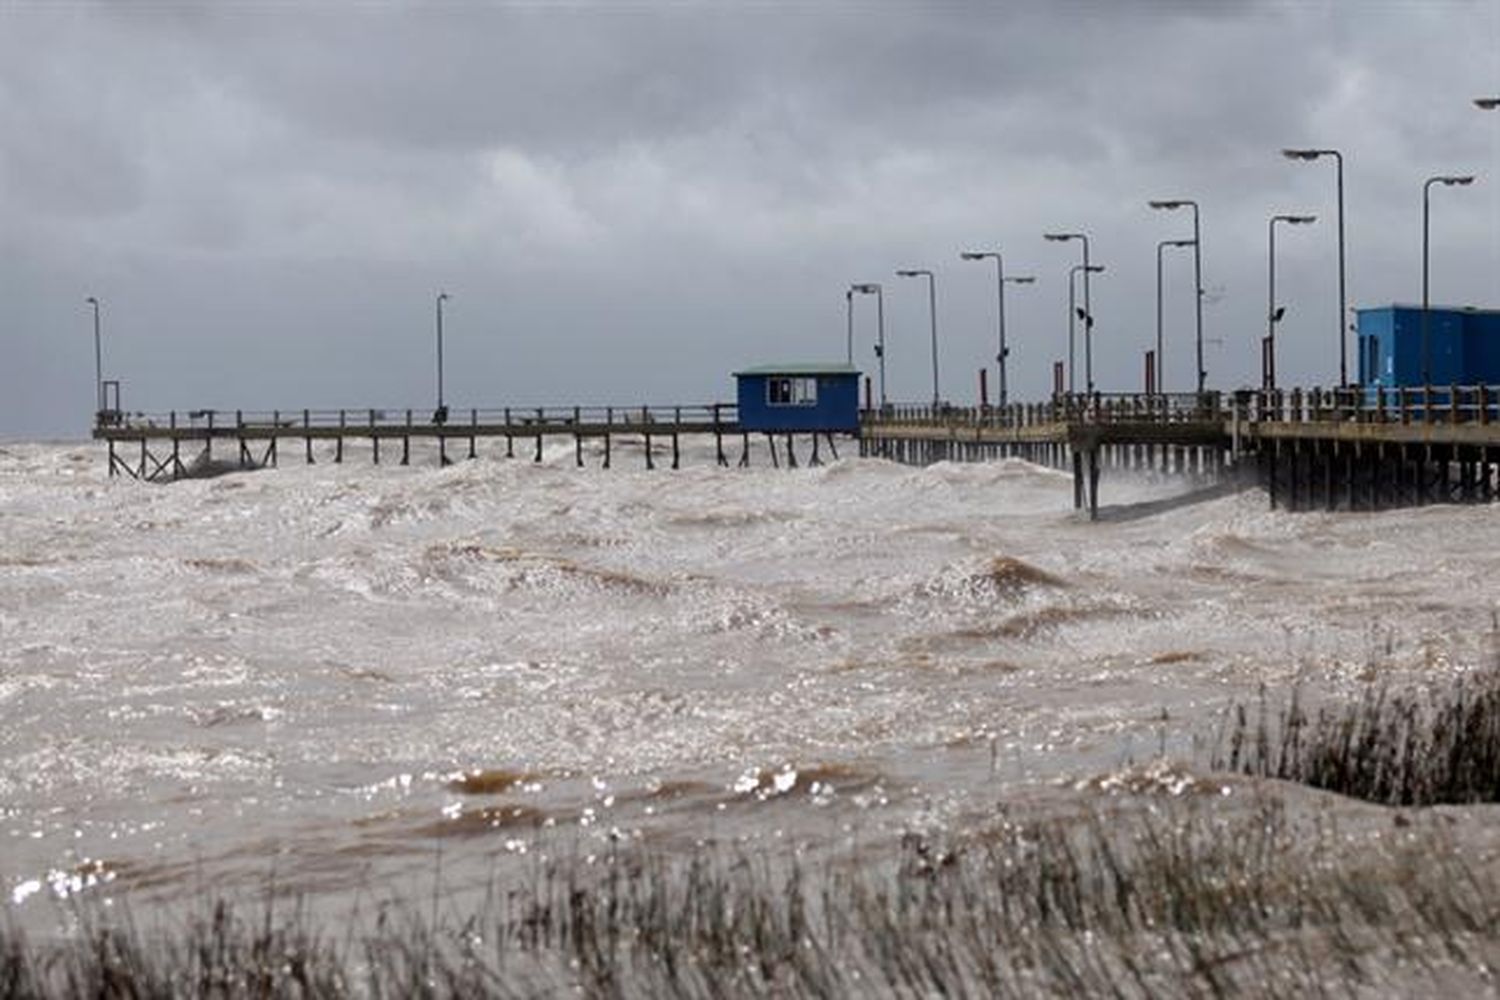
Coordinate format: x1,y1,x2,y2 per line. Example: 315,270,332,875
767,377,818,406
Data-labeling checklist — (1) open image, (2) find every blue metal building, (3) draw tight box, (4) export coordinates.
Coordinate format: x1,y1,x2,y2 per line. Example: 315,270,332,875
1357,304,1500,387
734,363,861,433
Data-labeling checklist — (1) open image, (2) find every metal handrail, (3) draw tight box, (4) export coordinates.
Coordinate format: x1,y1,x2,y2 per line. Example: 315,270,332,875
861,385,1500,430
99,403,741,433
95,385,1500,435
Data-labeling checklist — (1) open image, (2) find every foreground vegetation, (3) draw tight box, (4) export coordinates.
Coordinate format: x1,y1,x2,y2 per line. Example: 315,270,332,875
5,795,1500,999
11,668,1500,997
1216,664,1500,806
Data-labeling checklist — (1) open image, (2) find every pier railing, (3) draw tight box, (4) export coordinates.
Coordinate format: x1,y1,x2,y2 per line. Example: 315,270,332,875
92,386,1500,438
863,385,1500,431
862,392,1223,430
96,403,739,434
1241,385,1498,426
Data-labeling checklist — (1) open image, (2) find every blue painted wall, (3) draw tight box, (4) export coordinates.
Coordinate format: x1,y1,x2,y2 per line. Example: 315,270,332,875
735,367,860,433
1357,306,1500,386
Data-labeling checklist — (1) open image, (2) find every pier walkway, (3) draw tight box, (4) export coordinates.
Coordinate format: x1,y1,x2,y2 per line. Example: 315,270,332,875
93,404,746,480
94,386,1500,518
860,386,1500,517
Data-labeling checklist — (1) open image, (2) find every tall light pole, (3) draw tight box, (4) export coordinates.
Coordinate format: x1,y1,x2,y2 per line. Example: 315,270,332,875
1282,149,1349,386
86,296,102,418
850,283,886,407
1267,214,1317,391
896,269,940,407
1066,264,1104,394
1043,233,1094,392
1146,201,1204,392
960,250,1034,409
844,288,854,366
1155,240,1194,393
1423,175,1476,385
435,291,450,423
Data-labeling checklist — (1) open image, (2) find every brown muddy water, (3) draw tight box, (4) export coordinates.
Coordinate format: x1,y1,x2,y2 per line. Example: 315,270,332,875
2,437,1498,951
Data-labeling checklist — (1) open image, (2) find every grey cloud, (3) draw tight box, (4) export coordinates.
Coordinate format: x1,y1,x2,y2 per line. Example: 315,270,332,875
2,0,1498,438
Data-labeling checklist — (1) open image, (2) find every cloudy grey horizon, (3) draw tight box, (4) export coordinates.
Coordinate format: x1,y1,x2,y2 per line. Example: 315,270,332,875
3,0,1499,440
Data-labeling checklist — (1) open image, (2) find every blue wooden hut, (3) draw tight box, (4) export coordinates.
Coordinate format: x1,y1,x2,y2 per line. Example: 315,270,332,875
734,363,860,433
1357,304,1500,387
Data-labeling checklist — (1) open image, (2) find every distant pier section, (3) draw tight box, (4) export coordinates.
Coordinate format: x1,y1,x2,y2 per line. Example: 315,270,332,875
93,404,750,477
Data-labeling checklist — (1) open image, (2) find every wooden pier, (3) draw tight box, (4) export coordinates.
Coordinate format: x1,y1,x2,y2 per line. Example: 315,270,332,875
93,404,753,479
859,386,1500,517
94,386,1500,519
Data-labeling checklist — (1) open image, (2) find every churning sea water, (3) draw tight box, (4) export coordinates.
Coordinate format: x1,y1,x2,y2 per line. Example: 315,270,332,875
2,437,1497,927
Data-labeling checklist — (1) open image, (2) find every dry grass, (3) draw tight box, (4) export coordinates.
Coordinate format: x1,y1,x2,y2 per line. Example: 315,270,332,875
1215,666,1500,806
6,796,1500,998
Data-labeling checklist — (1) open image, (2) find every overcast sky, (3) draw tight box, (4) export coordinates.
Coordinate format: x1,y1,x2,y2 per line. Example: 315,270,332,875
3,0,1498,438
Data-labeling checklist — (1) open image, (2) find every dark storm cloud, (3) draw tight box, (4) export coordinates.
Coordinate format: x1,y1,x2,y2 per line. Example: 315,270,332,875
1,0,1497,437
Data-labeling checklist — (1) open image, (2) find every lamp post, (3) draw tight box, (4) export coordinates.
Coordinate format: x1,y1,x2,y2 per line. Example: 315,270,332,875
1422,175,1476,385
1043,232,1094,392
851,283,886,407
960,250,1034,409
1146,201,1204,392
895,269,940,407
1267,214,1317,391
1282,149,1349,386
1066,264,1104,395
844,288,854,366
1155,240,1194,393
86,296,102,419
435,291,450,423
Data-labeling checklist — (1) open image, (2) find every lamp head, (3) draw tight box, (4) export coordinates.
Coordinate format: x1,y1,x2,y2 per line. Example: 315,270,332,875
1169,239,1196,248
1007,276,1037,284
1086,264,1105,273
1043,232,1077,242
1443,175,1476,186
1273,214,1316,225
851,283,880,294
1475,98,1500,110
438,291,450,301
86,296,98,306
896,269,930,278
959,251,989,261
1148,200,1185,210
1281,148,1323,161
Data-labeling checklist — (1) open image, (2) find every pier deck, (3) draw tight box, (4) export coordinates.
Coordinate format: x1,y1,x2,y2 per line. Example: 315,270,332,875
859,387,1500,517
94,387,1500,517
94,404,747,479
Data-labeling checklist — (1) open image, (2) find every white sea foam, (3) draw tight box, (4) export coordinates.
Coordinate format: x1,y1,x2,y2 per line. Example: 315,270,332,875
1,438,1497,918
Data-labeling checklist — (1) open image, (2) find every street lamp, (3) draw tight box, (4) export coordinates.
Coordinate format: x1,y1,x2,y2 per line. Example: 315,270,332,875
1155,240,1194,393
1146,200,1205,392
435,291,450,424
850,283,886,408
895,269,940,407
1066,264,1105,394
1422,174,1477,384
960,250,1034,409
1281,149,1349,386
1043,232,1095,392
1267,214,1317,391
86,296,102,419
844,288,854,366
